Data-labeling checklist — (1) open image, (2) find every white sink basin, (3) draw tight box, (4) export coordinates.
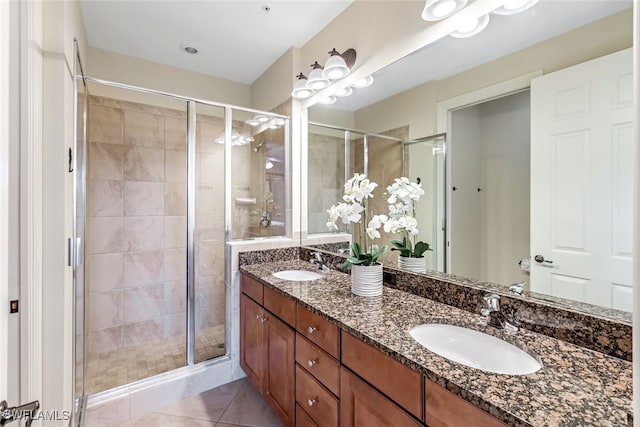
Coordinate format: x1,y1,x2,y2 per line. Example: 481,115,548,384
409,324,541,375
272,270,322,281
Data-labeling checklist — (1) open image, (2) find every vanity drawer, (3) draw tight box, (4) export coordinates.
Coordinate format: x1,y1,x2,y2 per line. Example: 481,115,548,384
240,273,263,304
425,380,508,427
295,364,338,427
263,286,296,327
295,334,340,396
341,331,423,420
295,404,318,427
296,305,339,358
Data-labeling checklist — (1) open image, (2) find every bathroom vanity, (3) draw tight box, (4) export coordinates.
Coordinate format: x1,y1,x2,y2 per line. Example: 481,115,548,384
239,254,632,427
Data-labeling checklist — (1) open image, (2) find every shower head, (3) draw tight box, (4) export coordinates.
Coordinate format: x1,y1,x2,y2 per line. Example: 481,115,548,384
253,141,267,152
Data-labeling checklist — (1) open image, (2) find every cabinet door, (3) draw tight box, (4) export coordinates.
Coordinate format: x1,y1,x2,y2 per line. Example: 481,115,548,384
341,367,422,427
263,311,295,427
240,294,264,390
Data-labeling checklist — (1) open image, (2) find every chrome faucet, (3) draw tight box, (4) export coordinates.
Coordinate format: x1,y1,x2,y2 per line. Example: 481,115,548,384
508,282,526,295
310,252,330,272
480,293,520,332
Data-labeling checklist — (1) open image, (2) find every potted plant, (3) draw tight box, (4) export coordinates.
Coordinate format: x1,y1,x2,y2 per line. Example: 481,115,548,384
384,177,431,273
327,173,388,296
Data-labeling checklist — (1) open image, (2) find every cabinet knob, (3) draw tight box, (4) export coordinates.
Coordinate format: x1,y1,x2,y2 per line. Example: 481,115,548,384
307,326,317,334
307,398,318,407
255,314,261,320
260,315,267,323
307,359,317,368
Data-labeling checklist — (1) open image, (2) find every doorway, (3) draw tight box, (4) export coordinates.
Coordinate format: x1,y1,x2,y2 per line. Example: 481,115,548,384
448,90,531,286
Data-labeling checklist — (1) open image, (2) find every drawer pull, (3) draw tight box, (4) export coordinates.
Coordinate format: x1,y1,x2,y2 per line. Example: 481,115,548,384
307,359,317,368
260,315,268,323
255,313,261,320
307,398,318,407
307,326,317,334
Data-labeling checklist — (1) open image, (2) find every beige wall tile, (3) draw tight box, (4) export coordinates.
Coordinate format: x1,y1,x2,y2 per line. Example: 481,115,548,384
196,276,225,308
89,180,124,217
89,253,124,292
197,121,224,153
124,181,164,216
165,182,186,216
123,319,163,347
163,248,186,282
165,150,186,183
124,146,165,182
124,110,164,148
124,250,164,286
124,216,165,252
90,104,123,145
88,326,123,355
164,216,186,249
88,217,124,254
196,185,224,215
89,290,123,331
90,142,124,180
163,280,186,315
123,285,165,323
198,152,223,184
165,117,187,151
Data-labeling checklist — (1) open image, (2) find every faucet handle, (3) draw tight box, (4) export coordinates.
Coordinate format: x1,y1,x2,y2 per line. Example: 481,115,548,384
482,293,500,311
311,251,323,261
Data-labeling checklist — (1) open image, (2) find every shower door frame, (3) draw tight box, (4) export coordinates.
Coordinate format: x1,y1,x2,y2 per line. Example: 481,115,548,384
73,74,290,396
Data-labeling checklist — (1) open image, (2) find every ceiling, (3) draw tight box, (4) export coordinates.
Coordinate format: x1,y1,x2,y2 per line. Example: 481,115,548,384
328,0,632,111
80,0,631,104
80,0,353,85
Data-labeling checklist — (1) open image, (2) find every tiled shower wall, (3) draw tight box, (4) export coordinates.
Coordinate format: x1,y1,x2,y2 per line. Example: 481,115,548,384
86,95,225,358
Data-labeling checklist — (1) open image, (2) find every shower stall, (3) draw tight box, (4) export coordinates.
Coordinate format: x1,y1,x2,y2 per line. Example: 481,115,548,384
306,122,445,269
72,50,290,410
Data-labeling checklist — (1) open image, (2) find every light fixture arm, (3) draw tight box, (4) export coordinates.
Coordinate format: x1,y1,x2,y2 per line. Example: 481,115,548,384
329,48,357,69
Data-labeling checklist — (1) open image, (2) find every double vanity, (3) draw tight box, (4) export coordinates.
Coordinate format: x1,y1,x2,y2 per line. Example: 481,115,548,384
239,249,632,427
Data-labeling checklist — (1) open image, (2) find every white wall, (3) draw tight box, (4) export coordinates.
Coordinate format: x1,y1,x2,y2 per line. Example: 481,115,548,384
478,91,530,286
41,0,88,422
354,8,633,139
450,107,481,279
86,47,251,108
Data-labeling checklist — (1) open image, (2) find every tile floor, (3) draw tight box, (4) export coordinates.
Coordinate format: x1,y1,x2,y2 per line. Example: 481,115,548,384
84,378,283,427
85,324,226,394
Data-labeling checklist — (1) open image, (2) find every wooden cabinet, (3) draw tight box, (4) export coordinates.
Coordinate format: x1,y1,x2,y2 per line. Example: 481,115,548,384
425,380,508,427
263,311,295,426
240,294,263,389
341,367,422,427
342,331,423,420
240,272,509,427
240,289,295,427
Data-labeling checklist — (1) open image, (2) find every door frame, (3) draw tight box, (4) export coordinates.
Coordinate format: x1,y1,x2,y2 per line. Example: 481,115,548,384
435,71,542,274
0,0,10,403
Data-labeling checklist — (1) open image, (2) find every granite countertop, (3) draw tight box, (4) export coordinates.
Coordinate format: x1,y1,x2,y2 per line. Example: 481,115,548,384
240,259,632,427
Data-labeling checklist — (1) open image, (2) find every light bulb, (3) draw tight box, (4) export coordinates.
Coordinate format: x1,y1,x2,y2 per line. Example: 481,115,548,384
432,0,457,18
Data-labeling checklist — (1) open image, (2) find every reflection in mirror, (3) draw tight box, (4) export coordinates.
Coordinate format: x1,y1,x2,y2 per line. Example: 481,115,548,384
303,3,633,316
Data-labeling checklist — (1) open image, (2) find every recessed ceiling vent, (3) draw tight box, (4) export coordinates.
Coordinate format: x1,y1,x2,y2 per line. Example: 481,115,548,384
179,43,199,54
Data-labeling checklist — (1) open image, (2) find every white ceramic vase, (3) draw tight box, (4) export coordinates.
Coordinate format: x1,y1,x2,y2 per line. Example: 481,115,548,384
398,255,427,274
351,263,383,297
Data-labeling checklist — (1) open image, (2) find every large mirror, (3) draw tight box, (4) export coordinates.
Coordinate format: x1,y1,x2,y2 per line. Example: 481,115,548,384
303,1,633,316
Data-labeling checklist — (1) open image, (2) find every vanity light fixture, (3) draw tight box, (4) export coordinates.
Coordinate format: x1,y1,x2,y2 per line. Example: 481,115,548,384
421,0,467,21
352,75,374,88
493,0,540,15
450,14,490,38
335,86,353,97
306,62,331,90
291,73,315,99
254,115,270,123
245,118,260,126
265,160,274,170
322,48,356,80
318,95,337,105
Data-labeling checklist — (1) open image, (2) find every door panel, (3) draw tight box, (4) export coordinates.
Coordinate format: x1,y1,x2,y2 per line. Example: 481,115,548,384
263,313,295,427
240,294,263,390
530,48,633,310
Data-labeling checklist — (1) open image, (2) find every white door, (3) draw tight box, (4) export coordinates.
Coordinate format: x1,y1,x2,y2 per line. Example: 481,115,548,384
530,48,633,311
